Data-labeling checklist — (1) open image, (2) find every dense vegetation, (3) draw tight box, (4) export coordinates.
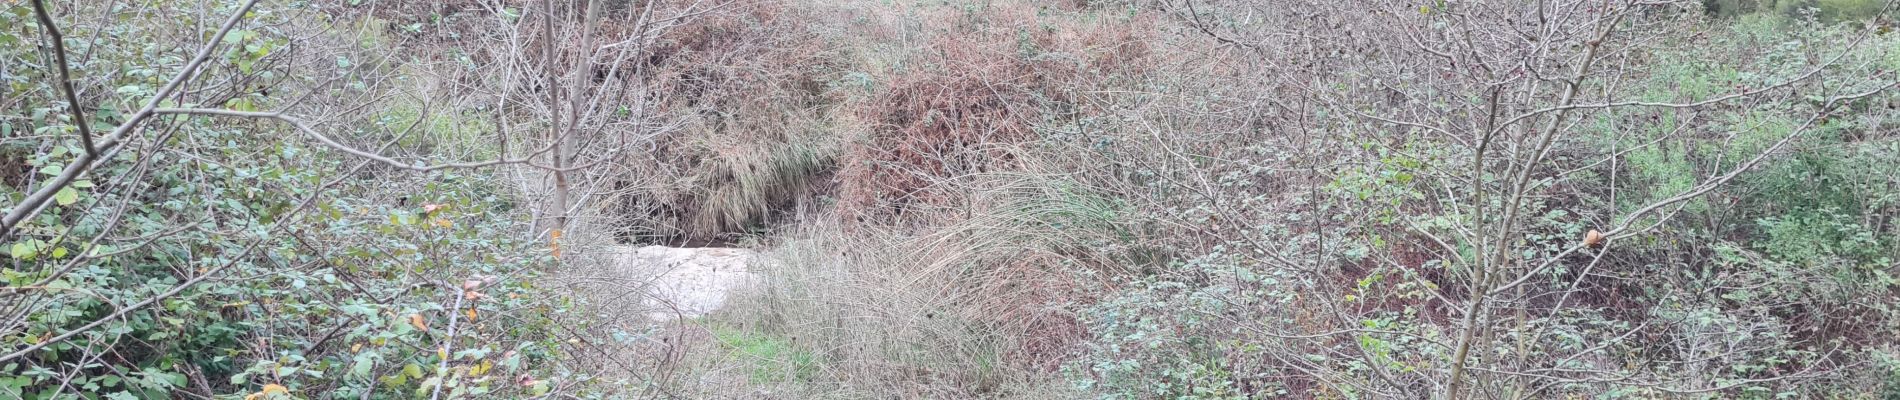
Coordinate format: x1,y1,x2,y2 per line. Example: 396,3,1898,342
2,0,1896,398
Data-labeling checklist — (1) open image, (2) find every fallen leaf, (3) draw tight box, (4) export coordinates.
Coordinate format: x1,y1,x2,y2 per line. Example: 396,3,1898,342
409,314,428,332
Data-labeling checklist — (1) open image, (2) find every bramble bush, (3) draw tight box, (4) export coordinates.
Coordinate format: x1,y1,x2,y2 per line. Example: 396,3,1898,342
1,1,611,398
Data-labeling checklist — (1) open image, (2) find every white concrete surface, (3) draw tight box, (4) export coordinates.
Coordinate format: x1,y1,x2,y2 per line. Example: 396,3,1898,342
615,245,760,321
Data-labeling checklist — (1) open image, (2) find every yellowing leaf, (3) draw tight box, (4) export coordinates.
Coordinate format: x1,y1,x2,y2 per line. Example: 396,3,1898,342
464,308,478,321
54,187,79,206
470,360,493,376
244,383,289,400
432,218,452,228
10,242,35,259
408,314,428,332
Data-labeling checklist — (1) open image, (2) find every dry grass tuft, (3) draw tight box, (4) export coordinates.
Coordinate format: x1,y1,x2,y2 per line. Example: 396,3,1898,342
836,3,1153,225
669,171,1129,396
561,1,1165,397
604,0,844,244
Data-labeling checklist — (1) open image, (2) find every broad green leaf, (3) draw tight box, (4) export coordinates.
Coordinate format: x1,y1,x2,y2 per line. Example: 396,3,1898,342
352,354,374,378
55,187,79,206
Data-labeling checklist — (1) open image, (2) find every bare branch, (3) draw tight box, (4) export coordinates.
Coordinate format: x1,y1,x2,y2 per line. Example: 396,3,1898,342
28,0,96,156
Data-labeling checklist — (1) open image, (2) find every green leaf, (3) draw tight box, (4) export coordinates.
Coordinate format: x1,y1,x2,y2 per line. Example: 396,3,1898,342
416,376,440,396
223,30,251,44
352,354,374,378
55,187,79,206
382,373,407,387
10,241,44,259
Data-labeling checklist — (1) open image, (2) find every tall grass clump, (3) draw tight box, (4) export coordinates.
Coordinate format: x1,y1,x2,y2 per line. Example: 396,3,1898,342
603,0,845,244
693,172,1131,398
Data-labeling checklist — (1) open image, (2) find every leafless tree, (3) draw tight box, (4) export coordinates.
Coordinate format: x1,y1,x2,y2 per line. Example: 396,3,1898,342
1090,0,1899,397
